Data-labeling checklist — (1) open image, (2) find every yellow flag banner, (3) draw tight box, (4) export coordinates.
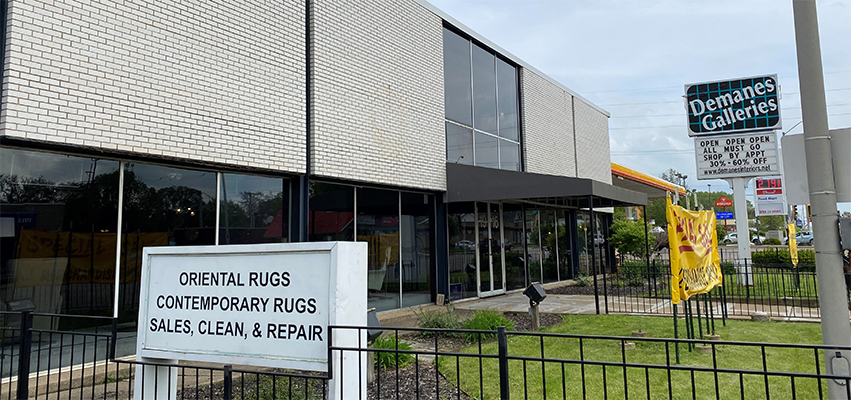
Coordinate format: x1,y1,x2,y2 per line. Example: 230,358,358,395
667,197,722,304
787,223,799,267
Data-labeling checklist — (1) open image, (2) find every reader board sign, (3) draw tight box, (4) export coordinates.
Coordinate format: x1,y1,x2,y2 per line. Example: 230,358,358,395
694,131,779,180
685,74,781,136
136,242,366,372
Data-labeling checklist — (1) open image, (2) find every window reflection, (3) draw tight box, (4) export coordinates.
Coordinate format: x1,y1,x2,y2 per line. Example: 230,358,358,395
443,27,473,127
220,174,288,244
1,148,119,318
446,122,473,165
401,192,432,308
119,163,216,322
497,59,519,142
472,45,497,135
448,203,477,300
474,132,499,169
308,182,354,242
358,188,400,312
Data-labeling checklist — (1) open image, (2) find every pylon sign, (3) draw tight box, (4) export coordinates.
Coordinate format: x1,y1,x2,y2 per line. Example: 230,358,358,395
685,74,781,137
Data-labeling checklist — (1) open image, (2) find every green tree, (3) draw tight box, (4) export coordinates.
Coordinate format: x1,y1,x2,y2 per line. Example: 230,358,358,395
609,220,649,258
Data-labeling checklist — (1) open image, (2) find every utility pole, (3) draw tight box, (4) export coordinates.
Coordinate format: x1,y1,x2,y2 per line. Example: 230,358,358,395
793,1,851,398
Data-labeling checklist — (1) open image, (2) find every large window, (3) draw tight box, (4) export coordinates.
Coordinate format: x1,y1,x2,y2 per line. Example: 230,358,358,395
443,27,521,171
1,148,120,318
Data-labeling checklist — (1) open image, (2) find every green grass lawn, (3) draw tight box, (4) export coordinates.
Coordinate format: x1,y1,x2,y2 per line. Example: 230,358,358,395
438,314,830,399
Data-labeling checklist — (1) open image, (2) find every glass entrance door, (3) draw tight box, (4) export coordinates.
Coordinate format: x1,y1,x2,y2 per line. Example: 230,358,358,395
477,202,506,296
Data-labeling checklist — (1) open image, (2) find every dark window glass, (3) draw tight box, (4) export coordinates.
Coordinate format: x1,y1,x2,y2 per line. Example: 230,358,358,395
499,140,520,171
220,174,288,245
443,28,472,126
472,45,497,134
497,59,518,141
119,163,216,326
541,210,558,283
446,122,473,164
557,210,572,280
308,182,354,242
448,202,477,300
474,132,499,169
357,188,400,312
503,203,526,291
0,148,119,318
577,211,592,276
401,192,432,308
524,209,542,284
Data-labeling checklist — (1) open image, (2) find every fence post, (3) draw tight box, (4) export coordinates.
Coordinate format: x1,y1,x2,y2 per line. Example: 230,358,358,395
498,326,510,399
110,318,118,360
16,311,32,400
223,365,232,400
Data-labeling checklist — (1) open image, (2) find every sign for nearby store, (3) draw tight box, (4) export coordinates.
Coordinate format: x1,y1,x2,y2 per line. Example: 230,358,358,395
685,74,781,137
715,196,732,207
716,211,734,220
694,132,779,180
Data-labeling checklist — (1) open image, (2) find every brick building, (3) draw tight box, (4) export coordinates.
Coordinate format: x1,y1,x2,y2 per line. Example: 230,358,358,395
0,0,645,330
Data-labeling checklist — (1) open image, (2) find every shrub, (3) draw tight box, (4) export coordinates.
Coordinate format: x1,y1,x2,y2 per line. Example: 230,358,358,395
460,310,514,342
620,264,649,287
749,249,816,272
372,335,414,369
610,220,650,258
414,305,461,337
720,261,736,276
762,238,782,245
574,275,592,287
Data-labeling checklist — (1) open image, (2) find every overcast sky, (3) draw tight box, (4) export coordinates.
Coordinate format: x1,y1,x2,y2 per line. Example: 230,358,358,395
429,0,851,213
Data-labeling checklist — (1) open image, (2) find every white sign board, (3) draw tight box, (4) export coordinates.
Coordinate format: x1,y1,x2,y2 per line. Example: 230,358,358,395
136,242,367,372
781,129,851,204
694,131,779,180
756,201,786,216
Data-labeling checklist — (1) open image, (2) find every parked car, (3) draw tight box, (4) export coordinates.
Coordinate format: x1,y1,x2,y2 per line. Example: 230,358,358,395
454,240,474,250
782,231,814,246
723,232,765,245
650,226,665,234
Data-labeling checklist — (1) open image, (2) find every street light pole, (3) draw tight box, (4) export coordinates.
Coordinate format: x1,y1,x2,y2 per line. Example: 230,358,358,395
793,1,851,398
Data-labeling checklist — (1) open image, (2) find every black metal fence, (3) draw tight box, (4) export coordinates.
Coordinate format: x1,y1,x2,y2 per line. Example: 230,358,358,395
604,254,822,319
329,325,851,400
5,312,851,399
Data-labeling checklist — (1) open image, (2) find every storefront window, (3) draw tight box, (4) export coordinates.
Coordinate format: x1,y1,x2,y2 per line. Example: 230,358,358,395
1,148,119,318
524,209,543,284
401,192,432,308
357,188,400,312
119,163,216,320
220,174,289,244
557,210,573,280
448,203,477,300
577,211,592,276
503,204,526,291
540,210,558,283
308,182,354,242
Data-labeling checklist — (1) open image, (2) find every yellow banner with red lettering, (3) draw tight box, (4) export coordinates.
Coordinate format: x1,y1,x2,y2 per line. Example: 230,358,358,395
787,223,799,267
667,197,722,304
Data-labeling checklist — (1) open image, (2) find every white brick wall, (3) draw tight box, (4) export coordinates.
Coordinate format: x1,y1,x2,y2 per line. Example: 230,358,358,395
520,69,577,178
1,0,306,173
310,0,446,191
574,99,612,184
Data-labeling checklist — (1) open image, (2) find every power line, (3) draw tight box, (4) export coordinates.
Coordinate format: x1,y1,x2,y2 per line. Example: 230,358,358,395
581,70,851,95
609,102,851,119
598,87,850,107
609,112,851,130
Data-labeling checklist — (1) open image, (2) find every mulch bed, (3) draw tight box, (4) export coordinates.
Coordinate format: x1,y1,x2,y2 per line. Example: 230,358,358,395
503,311,563,332
368,362,474,400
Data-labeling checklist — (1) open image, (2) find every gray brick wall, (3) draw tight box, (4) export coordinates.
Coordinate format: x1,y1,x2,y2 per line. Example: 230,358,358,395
311,0,446,191
574,99,612,184
1,0,307,173
520,69,577,178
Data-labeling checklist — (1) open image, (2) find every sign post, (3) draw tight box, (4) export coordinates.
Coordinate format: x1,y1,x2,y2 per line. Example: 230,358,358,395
135,242,367,400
